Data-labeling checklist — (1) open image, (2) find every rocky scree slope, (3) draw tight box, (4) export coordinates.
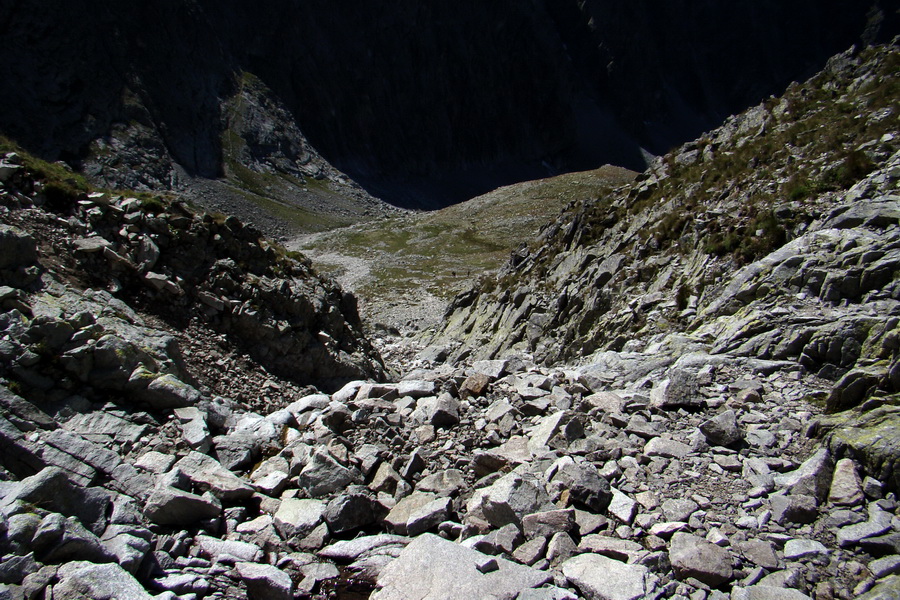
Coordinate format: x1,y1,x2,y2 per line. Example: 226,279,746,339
2,153,900,598
0,191,898,599
0,49,899,600
0,0,892,209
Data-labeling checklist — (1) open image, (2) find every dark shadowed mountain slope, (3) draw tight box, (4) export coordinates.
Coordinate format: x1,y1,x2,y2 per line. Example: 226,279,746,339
0,1,896,210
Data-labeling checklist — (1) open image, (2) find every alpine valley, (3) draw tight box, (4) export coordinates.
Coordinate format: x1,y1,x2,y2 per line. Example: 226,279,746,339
0,3,899,600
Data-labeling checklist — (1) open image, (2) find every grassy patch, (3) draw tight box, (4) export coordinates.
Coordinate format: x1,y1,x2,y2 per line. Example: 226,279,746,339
296,166,637,304
0,135,91,209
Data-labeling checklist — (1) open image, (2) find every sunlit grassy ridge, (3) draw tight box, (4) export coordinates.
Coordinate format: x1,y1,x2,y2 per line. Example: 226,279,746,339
293,165,637,304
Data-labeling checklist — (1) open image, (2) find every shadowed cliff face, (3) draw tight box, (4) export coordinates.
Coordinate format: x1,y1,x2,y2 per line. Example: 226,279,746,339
0,1,232,177
545,0,893,153
0,0,895,208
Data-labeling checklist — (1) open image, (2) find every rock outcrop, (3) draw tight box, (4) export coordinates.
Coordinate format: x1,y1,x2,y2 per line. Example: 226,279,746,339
0,156,384,395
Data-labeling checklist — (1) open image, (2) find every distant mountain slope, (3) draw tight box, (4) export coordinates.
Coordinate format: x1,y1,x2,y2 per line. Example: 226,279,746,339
0,1,894,211
291,165,637,331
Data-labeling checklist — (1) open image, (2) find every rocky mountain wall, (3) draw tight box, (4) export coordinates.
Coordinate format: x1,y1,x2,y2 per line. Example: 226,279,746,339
433,41,900,495
0,152,385,395
1,0,894,208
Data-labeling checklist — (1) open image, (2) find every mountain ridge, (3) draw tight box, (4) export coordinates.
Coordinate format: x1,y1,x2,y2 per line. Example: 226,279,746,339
1,1,894,214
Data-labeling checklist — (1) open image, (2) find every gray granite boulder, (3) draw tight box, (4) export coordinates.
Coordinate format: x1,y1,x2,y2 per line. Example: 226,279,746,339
472,471,552,528
371,533,550,600
53,561,153,600
668,532,733,587
562,553,657,600
235,562,293,600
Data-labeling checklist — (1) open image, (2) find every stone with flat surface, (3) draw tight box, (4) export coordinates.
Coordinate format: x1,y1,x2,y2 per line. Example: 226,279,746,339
371,533,550,600
562,553,656,600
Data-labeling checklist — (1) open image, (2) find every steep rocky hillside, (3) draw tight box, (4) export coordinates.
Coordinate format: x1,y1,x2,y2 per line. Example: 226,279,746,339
0,149,385,393
1,1,893,209
436,43,900,365
434,37,900,519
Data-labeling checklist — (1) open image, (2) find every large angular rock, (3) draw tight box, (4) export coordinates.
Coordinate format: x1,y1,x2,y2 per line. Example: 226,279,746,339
578,536,646,563
33,513,117,565
857,575,900,600
405,496,452,536
298,449,360,497
836,505,893,548
195,535,263,563
385,492,438,535
397,380,437,398
770,494,818,525
0,467,110,535
324,487,381,534
63,411,148,446
101,524,153,574
522,509,576,539
53,561,153,600
562,553,656,600
138,374,202,409
734,539,779,570
474,523,525,556
459,373,491,399
473,471,552,528
318,534,410,562
273,498,326,540
643,437,692,460
527,411,584,454
731,587,813,600
516,586,578,600
416,469,466,497
371,533,550,600
828,458,864,506
699,410,743,447
213,433,257,470
607,488,638,524
175,452,254,501
822,405,900,494
773,448,834,502
668,532,733,587
144,485,222,526
0,225,38,272
650,369,701,409
410,393,460,428
472,360,510,380
173,407,211,453
235,562,293,600
547,458,612,513
783,538,828,560
661,498,699,523
0,552,38,585
236,515,282,550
